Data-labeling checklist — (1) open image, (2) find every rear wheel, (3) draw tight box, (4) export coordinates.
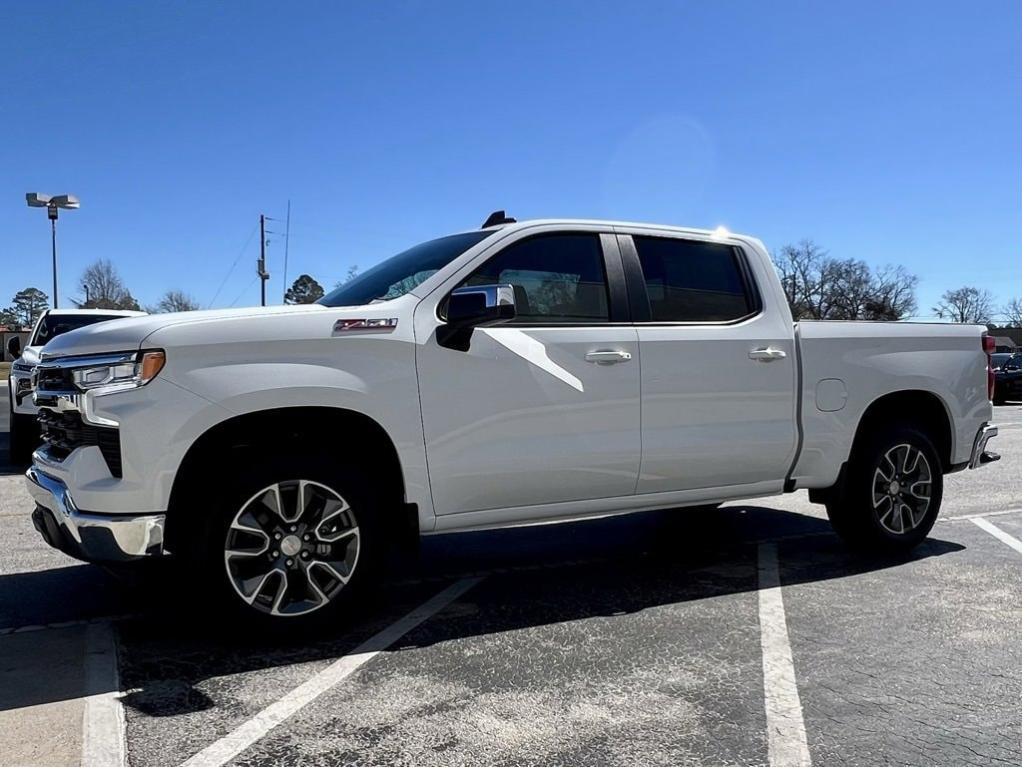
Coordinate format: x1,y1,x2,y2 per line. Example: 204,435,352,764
826,425,943,552
186,454,383,632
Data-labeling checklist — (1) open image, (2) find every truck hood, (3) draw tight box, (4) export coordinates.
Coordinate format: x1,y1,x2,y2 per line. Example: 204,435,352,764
39,303,330,359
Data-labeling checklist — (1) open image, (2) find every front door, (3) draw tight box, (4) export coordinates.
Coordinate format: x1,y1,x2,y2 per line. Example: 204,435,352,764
415,230,641,517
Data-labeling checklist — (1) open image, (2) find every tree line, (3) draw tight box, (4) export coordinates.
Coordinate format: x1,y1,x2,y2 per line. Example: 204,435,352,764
1,259,200,327
3,245,1019,328
774,240,1016,325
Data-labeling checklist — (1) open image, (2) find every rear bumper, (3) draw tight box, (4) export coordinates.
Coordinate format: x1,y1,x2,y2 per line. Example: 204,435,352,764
968,423,999,469
25,465,166,562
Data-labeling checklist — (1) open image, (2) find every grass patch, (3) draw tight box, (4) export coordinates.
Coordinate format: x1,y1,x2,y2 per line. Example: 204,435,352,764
0,361,11,381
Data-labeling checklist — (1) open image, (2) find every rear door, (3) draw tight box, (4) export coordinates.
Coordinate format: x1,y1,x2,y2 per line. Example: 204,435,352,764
619,230,799,495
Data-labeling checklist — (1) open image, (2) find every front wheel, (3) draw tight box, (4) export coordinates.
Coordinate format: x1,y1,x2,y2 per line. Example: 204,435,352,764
826,425,943,552
188,455,383,631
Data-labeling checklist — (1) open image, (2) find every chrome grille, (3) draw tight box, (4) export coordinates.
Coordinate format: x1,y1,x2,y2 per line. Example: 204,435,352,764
37,409,123,478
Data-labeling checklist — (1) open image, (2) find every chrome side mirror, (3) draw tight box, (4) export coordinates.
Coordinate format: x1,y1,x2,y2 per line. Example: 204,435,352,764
446,284,517,327
6,335,22,359
439,284,517,350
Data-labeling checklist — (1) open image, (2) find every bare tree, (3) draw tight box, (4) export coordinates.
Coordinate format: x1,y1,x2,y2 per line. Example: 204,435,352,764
150,290,199,313
79,259,140,310
1002,297,1022,327
774,240,828,319
863,264,919,320
932,286,995,324
772,240,918,320
333,265,360,290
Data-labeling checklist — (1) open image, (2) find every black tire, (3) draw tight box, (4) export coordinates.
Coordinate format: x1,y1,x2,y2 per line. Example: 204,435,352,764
8,409,39,466
826,425,943,553
183,453,385,634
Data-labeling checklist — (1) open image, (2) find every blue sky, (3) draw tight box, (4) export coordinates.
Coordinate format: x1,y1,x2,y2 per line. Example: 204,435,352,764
2,1,1019,317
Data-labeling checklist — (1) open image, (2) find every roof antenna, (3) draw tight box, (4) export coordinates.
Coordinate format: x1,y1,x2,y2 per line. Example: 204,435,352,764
482,210,516,228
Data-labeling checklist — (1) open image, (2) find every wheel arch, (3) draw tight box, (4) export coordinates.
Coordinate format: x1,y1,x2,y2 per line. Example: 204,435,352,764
851,389,954,472
165,406,415,554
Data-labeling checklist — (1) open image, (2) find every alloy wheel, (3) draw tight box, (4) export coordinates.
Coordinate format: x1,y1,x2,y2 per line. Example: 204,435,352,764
224,479,360,617
871,443,932,535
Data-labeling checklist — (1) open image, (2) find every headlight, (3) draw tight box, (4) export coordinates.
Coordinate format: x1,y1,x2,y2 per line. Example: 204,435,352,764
71,350,166,390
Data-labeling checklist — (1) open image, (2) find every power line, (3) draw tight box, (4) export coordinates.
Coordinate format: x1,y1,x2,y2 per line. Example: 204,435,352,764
208,222,259,308
281,200,291,302
229,274,260,308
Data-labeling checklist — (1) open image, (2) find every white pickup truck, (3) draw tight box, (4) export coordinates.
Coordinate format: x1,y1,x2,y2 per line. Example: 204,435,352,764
7,308,146,463
25,215,1000,627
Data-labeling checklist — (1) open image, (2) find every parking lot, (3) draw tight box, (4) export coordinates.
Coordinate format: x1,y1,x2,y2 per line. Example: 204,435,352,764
2,386,1022,767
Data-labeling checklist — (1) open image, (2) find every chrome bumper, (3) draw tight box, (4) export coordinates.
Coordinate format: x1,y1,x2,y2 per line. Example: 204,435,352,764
25,466,166,561
968,424,1000,469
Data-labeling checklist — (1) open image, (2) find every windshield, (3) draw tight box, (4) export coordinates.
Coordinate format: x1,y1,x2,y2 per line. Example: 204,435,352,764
31,314,127,346
319,231,493,307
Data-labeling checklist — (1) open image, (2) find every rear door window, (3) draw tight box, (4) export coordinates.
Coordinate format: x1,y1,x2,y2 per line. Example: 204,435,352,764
633,236,755,322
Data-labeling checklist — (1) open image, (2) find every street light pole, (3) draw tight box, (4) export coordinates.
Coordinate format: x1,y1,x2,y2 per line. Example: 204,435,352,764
26,193,79,310
49,206,59,308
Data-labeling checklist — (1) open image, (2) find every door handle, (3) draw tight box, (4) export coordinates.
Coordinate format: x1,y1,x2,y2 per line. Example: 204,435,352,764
585,350,632,364
748,347,787,362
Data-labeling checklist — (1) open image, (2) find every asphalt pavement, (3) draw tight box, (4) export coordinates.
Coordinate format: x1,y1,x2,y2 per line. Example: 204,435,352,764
2,385,1022,766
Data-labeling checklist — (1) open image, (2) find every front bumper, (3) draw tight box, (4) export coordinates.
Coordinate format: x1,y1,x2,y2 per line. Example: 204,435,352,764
26,465,166,562
968,423,1000,469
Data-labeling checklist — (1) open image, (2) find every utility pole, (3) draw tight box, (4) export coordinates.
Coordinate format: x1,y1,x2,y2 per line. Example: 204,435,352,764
257,213,269,306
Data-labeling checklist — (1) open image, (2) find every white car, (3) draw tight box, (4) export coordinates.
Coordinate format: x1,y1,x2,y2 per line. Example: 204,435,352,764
24,215,999,628
7,308,145,463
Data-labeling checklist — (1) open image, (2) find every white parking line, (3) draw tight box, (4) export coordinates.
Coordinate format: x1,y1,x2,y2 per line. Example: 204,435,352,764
942,507,1022,522
180,576,484,767
758,542,811,767
81,622,126,767
971,517,1022,555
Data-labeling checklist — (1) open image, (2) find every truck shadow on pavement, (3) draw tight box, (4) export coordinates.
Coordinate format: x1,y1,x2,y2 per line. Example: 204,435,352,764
85,505,963,719
0,432,30,476
0,500,966,714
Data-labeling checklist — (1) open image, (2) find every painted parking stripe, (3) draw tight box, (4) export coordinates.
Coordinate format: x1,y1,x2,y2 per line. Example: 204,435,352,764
81,622,126,767
180,576,483,767
971,517,1022,555
758,542,812,767
943,507,1022,522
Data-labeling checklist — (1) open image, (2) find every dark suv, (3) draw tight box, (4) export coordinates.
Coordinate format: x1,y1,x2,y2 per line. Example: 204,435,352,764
993,352,1022,404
